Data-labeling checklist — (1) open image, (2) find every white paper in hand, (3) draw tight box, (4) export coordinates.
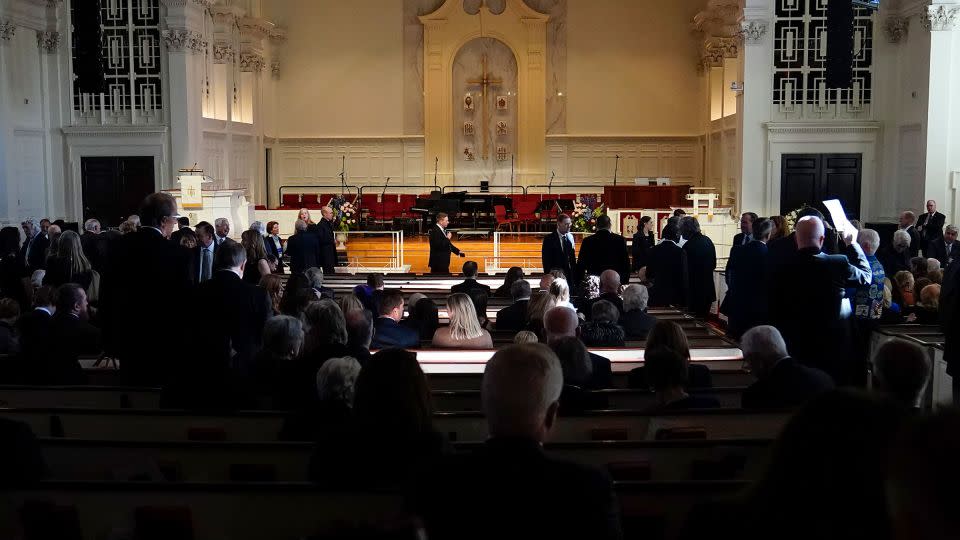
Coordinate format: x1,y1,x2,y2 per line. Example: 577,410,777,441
823,199,855,236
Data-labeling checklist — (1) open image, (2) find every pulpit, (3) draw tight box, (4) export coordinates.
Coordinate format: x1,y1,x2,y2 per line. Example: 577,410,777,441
166,175,254,237
603,185,691,209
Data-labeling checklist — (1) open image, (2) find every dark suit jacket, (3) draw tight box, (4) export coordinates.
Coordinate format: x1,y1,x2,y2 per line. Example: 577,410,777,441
646,241,688,307
542,230,576,278
731,232,753,248
371,316,420,349
285,231,320,275
941,259,960,375
725,240,770,337
917,211,946,249
451,279,491,296
194,270,272,378
682,233,717,314
169,227,191,246
632,231,654,271
18,232,48,273
48,314,101,384
81,232,109,273
902,225,922,258
188,242,218,286
769,243,872,381
588,352,613,389
317,219,338,273
620,309,656,340
741,357,834,409
927,240,960,268
428,225,461,273
0,418,45,487
100,228,192,385
495,299,529,332
412,437,622,540
877,245,912,278
577,230,630,284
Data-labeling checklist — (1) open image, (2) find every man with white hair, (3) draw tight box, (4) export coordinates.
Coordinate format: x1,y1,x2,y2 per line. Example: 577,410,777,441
285,219,320,275
899,210,921,257
740,326,833,409
620,284,656,339
853,228,885,321
579,269,624,321
916,199,946,252
80,218,107,273
769,216,872,383
543,306,612,388
18,219,49,273
213,218,234,246
928,224,960,268
413,343,622,540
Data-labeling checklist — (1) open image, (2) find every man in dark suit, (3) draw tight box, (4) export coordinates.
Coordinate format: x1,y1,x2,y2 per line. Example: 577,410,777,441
620,284,656,340
80,218,108,273
213,217,235,247
429,212,464,274
916,199,946,254
940,258,960,404
285,219,320,275
731,212,758,248
645,223,688,308
725,219,773,338
318,206,338,274
541,214,577,279
18,219,49,274
767,207,840,266
412,343,622,540
451,260,491,296
190,221,218,285
740,326,833,409
578,269,624,321
46,284,101,385
769,216,872,384
495,279,531,332
371,289,420,349
927,225,960,268
899,211,922,258
15,286,56,384
169,216,191,245
576,214,630,285
544,306,612,388
100,192,192,385
679,216,717,318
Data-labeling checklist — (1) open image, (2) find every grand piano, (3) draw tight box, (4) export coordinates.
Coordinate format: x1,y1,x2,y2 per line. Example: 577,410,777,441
410,192,513,232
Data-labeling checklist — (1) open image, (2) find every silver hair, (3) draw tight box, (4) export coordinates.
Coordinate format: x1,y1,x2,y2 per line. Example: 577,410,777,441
927,258,941,273
294,219,307,232
21,219,40,236
946,224,959,235
83,218,100,232
261,315,304,359
901,210,915,223
30,270,45,288
740,325,789,358
482,343,563,438
622,284,650,312
304,299,348,345
304,267,325,289
892,229,912,249
249,221,266,235
316,356,362,404
856,229,880,256
214,217,229,227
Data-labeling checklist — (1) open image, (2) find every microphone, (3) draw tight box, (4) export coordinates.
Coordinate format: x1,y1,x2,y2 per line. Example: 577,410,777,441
613,154,621,186
382,177,391,195
549,170,555,193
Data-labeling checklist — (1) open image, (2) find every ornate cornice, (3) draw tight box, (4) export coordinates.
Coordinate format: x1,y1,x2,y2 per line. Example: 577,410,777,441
765,122,881,135
922,4,959,31
238,50,265,72
162,28,207,53
269,26,287,43
238,16,273,41
61,125,169,138
211,5,244,25
740,19,768,44
884,16,910,42
693,1,743,38
700,35,740,69
160,0,213,8
212,42,235,63
0,19,16,42
35,30,59,53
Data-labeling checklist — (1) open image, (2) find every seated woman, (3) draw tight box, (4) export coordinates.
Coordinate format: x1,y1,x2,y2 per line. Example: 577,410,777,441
644,346,720,411
308,348,447,490
892,270,916,308
279,356,360,441
253,315,305,410
913,283,941,324
403,296,439,343
627,320,713,389
524,290,558,340
548,278,576,310
580,300,626,347
621,284,657,340
550,336,608,413
494,266,524,298
432,293,493,349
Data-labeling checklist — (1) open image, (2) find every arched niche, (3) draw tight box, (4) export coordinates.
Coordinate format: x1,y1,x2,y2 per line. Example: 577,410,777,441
420,0,548,186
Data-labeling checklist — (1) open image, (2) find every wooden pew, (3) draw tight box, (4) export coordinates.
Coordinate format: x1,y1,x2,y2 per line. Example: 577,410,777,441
1,407,789,442
37,437,772,483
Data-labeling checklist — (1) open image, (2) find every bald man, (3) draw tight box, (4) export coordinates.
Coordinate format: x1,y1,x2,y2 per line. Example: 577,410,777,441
317,206,338,274
544,306,612,388
578,269,624,320
769,216,872,384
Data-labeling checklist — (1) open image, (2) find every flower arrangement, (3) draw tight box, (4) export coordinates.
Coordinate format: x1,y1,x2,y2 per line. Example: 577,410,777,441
784,204,812,234
329,196,357,232
571,195,605,233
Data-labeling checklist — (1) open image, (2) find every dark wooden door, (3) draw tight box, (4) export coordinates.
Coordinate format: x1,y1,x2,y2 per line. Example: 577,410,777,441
780,153,862,220
81,157,155,227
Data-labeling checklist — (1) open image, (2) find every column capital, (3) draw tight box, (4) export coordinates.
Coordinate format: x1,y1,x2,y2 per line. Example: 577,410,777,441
884,16,910,43
36,29,59,53
922,4,960,31
238,50,265,72
0,19,16,42
740,19,769,44
212,42,235,64
162,28,207,54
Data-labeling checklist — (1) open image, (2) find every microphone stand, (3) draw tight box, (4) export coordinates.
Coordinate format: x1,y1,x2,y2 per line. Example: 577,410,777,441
339,156,346,197
381,177,390,230
433,156,439,190
613,154,620,186
548,170,555,194
510,154,515,195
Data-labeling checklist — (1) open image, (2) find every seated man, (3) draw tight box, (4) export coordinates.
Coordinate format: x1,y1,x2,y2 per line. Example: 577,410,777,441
740,325,834,410
544,306,611,388
412,343,622,540
451,260,491,296
578,269,624,321
371,289,420,349
872,339,930,410
46,284,101,385
304,267,335,299
620,284,657,340
645,346,720,411
495,279,531,332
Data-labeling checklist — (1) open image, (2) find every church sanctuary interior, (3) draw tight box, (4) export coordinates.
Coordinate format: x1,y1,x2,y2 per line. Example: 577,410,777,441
1,0,960,538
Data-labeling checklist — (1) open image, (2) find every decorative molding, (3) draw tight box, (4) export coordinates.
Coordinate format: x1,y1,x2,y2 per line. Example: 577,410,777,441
211,5,244,25
238,50,265,72
61,125,169,137
922,4,959,31
160,0,213,8
162,28,207,53
269,26,287,43
700,36,739,69
35,30,59,53
0,19,16,41
271,60,281,78
884,16,910,43
238,16,274,41
765,122,881,135
740,19,768,44
693,1,742,38
212,42,235,63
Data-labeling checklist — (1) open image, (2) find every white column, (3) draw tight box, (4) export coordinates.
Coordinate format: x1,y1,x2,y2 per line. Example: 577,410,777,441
0,19,15,223
738,2,774,216
162,0,209,190
922,2,960,226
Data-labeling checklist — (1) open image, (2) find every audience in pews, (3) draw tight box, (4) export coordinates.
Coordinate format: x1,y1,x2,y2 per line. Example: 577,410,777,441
629,320,712,390
879,229,913,277
468,288,490,329
645,222,688,308
0,297,19,355
620,284,656,339
579,269,624,320
548,277,575,310
493,266,524,298
259,273,284,315
525,290,558,340
451,260,491,296
679,216,717,318
402,295,439,343
739,326,833,410
372,290,420,349
252,315,304,410
280,355,360,442
871,339,930,410
412,344,622,540
344,308,374,365
539,272,555,292
494,278,530,332
47,284,100,385
550,337,609,413
580,301,625,347
645,346,720,411
543,306,612,388
304,267,335,300
432,293,493,349
513,330,539,344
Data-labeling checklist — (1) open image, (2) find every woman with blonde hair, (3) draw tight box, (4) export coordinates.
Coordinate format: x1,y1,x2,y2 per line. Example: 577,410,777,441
893,270,916,307
258,274,285,315
241,229,272,286
431,293,493,349
525,290,558,339
548,277,575,310
335,292,366,315
298,208,315,225
43,230,95,292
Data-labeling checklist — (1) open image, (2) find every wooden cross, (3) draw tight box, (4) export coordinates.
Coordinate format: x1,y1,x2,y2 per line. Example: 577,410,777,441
467,54,502,160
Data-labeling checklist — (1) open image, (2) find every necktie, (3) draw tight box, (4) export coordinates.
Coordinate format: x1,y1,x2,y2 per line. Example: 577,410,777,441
201,248,212,282
562,234,573,257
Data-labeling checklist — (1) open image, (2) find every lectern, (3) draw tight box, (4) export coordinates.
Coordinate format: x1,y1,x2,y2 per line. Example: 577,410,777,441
177,168,212,209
